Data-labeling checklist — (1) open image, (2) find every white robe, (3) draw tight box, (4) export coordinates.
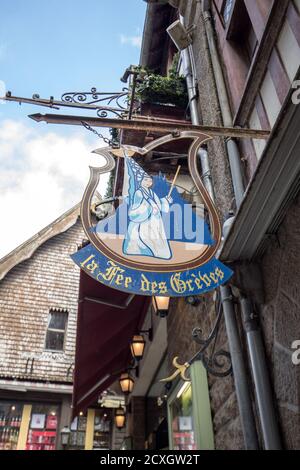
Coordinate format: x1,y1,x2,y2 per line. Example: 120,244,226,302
123,187,172,259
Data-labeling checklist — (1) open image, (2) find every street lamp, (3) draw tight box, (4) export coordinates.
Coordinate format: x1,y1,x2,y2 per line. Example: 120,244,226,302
60,426,71,449
152,296,170,318
119,372,135,395
115,406,126,430
130,335,146,361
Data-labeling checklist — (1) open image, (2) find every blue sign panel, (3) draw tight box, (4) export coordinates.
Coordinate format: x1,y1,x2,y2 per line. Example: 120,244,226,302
71,243,233,297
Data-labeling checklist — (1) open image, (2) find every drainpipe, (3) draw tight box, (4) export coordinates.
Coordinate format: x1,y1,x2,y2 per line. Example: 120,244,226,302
181,35,259,450
240,298,282,449
202,0,244,209
181,41,215,200
220,286,259,449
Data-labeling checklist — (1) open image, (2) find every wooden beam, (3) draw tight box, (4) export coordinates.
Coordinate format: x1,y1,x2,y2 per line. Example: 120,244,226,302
17,404,32,450
29,113,270,140
84,409,95,450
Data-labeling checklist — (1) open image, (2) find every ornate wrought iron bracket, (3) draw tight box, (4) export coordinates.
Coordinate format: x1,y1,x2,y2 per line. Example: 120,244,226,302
191,296,232,378
3,85,140,120
160,294,232,383
61,87,134,119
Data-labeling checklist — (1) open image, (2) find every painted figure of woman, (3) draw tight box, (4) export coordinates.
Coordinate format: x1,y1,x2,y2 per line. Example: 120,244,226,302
123,157,172,260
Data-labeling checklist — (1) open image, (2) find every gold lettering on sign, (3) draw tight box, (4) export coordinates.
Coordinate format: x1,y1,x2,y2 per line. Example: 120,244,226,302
140,274,157,294
98,260,132,287
158,281,168,294
80,255,99,274
140,275,168,295
170,273,187,294
99,261,125,283
215,267,224,281
199,274,211,288
79,254,226,296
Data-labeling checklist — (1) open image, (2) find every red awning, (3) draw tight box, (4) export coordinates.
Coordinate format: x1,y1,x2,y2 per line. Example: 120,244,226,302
72,270,150,417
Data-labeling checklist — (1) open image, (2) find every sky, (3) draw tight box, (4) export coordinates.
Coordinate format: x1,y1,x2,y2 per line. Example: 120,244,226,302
0,0,146,258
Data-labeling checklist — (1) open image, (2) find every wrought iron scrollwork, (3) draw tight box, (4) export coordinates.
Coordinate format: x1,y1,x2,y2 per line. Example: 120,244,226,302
61,87,138,119
191,295,232,377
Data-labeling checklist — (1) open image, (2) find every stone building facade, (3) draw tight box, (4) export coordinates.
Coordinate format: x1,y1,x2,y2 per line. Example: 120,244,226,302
127,0,300,450
260,193,300,449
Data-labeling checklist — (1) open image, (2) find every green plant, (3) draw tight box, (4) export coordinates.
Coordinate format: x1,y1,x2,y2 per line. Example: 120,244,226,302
134,55,188,108
109,127,120,147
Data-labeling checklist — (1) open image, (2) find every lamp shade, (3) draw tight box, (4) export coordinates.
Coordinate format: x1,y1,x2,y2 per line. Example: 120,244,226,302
152,296,170,317
115,406,126,429
130,335,146,361
119,372,134,394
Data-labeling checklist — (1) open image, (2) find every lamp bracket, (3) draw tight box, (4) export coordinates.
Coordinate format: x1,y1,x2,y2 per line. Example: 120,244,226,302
140,327,153,342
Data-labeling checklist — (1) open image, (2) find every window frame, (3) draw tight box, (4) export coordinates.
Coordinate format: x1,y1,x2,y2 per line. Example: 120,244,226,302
221,0,235,26
44,309,68,353
167,361,214,450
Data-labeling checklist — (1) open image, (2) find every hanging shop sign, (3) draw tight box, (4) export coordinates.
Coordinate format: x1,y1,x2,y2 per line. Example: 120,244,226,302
71,132,233,296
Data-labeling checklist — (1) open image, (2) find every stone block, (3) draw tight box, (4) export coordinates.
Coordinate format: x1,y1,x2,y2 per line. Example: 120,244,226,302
213,391,239,430
260,303,275,364
214,416,244,450
274,293,300,350
273,345,299,406
277,404,300,449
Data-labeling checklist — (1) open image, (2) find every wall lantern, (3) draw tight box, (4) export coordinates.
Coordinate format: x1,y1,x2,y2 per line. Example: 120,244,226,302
115,406,126,430
60,426,71,448
130,335,146,361
152,296,170,318
119,372,135,395
130,327,153,361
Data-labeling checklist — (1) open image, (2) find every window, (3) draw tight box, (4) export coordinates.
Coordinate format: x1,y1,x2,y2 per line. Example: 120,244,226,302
222,0,234,24
225,0,258,66
0,401,23,450
26,404,59,451
45,309,68,351
167,361,214,450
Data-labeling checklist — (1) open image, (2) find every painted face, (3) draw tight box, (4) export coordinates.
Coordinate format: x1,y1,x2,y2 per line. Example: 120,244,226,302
142,176,153,188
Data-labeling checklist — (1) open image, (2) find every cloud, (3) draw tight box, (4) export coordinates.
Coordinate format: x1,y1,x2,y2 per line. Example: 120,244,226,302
120,34,142,48
0,120,110,259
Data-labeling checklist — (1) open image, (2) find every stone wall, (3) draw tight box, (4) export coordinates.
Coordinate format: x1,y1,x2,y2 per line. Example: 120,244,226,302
167,294,245,449
183,0,234,220
165,0,243,449
0,218,85,383
260,192,300,449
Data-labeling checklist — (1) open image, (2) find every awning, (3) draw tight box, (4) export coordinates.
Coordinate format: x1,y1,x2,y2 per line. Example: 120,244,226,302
72,269,150,417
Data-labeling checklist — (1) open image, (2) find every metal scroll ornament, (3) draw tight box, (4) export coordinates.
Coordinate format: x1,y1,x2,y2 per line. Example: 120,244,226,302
71,132,233,297
61,88,135,118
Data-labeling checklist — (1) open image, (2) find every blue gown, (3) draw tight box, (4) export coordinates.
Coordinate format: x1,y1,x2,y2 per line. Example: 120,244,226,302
123,187,172,260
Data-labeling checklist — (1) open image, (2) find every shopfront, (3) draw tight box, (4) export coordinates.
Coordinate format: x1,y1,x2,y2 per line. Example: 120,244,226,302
75,408,112,451
167,361,214,450
0,400,60,450
0,398,112,451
